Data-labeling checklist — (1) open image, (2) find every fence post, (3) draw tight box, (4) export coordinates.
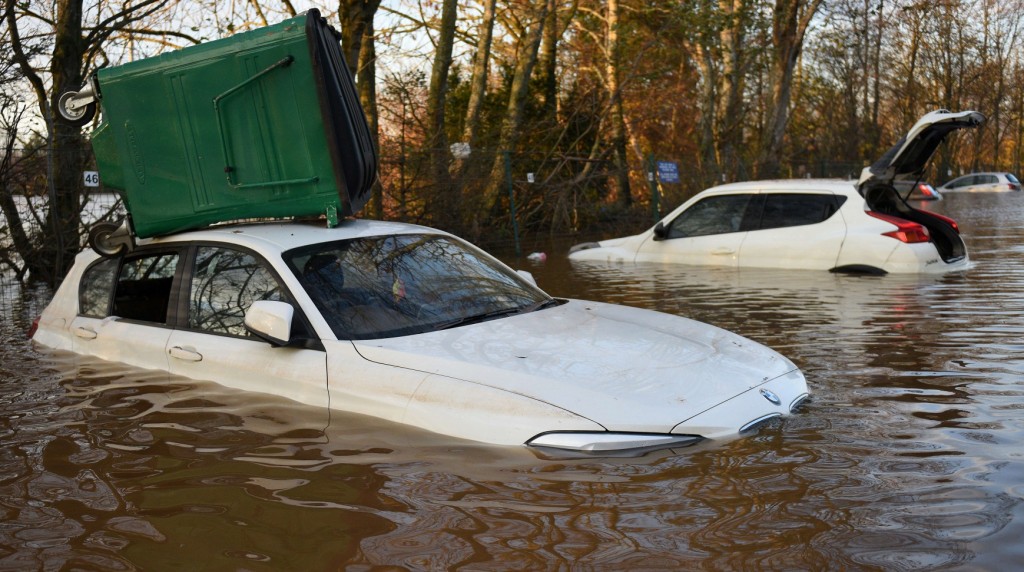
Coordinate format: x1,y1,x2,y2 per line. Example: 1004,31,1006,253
503,151,521,256
646,154,661,222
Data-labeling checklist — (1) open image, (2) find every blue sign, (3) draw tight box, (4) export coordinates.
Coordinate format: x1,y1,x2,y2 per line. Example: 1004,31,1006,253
656,161,680,183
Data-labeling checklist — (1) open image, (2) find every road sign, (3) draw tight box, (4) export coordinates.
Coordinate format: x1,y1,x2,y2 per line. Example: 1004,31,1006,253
83,171,100,187
656,161,679,183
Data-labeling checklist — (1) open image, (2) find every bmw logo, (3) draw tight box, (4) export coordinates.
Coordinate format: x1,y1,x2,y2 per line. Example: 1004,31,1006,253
759,388,781,405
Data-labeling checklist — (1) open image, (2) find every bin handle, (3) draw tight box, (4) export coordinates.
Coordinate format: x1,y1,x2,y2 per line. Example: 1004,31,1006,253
213,56,320,190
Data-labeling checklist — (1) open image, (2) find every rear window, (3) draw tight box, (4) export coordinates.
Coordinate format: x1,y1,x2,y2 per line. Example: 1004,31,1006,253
757,194,845,230
1007,174,1020,184
79,258,119,317
112,252,180,324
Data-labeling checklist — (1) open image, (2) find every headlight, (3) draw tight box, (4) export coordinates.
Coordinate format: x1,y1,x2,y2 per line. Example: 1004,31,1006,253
739,412,782,433
527,432,702,453
789,393,810,412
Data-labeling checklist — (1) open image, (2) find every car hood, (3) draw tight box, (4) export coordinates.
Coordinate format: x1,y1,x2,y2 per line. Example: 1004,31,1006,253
858,109,984,194
351,299,799,432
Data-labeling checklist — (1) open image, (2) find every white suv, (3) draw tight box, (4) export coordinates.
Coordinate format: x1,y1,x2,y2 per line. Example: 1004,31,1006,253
570,110,983,275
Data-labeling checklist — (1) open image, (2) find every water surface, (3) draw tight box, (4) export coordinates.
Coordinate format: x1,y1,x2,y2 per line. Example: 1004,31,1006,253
2,193,1023,570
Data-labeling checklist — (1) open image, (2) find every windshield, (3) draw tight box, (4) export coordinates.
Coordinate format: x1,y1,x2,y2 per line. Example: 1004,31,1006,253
285,233,552,340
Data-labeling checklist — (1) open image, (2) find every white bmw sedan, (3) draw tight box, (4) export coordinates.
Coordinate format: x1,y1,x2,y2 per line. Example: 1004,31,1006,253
570,110,983,275
32,220,808,455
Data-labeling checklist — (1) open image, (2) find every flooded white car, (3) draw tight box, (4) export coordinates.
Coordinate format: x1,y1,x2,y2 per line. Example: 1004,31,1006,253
31,220,808,454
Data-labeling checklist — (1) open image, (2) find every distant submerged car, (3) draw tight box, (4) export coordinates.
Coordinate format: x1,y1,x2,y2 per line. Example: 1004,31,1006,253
938,172,1021,193
894,179,942,201
570,110,983,275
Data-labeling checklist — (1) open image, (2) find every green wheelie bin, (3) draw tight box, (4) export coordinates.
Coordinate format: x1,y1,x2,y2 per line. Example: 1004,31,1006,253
62,9,377,253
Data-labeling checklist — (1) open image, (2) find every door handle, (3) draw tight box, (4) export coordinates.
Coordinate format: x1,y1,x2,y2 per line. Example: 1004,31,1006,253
73,326,97,340
169,346,203,362
711,247,736,255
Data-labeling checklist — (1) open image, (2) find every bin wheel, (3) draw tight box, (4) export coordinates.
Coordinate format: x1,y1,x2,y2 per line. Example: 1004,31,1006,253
88,222,129,257
57,91,97,127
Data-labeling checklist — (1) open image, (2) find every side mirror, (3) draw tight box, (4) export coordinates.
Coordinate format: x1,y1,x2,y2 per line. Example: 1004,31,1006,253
516,269,537,286
652,222,667,241
244,300,294,347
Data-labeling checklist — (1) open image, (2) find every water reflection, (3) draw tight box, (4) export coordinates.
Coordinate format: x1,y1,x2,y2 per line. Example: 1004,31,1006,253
2,193,1024,569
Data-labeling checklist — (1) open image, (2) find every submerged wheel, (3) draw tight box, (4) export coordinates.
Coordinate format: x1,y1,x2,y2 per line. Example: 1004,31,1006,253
57,91,97,128
88,222,129,257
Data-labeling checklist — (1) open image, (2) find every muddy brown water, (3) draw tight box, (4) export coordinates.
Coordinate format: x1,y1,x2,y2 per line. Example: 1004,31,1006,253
2,193,1023,570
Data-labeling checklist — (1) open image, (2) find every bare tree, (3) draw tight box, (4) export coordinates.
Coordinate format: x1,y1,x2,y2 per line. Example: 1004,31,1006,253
5,0,178,284
756,0,823,178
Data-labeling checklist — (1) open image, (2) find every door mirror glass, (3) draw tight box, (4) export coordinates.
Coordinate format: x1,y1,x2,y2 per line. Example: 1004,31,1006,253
244,300,294,346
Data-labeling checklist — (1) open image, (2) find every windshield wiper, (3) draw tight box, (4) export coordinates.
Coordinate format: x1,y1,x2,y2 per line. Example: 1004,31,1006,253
432,298,559,331
517,298,561,314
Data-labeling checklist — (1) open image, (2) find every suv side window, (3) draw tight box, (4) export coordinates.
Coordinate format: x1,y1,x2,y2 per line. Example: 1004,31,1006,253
666,194,752,239
949,176,971,188
112,252,180,324
79,257,119,317
188,246,285,337
981,174,998,184
758,194,845,230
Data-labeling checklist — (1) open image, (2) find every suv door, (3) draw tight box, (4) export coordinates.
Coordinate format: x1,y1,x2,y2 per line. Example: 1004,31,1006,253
737,193,847,270
70,249,183,370
636,194,754,266
165,244,329,408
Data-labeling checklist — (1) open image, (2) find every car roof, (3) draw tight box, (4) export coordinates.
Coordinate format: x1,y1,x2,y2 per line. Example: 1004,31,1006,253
701,179,859,196
139,218,447,253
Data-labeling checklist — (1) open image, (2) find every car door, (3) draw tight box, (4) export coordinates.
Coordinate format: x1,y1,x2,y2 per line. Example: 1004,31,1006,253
737,193,848,270
70,249,183,371
635,193,753,266
165,244,329,408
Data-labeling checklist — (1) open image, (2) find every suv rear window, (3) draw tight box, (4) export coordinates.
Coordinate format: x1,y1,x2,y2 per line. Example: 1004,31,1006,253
757,194,845,230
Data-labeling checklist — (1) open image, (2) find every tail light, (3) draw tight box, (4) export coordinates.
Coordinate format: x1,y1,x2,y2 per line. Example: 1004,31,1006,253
867,211,931,243
27,316,40,339
917,183,936,197
1008,182,1021,191
921,211,960,234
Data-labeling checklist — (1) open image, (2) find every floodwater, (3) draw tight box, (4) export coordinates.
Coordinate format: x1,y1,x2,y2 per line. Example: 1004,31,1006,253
2,192,1023,570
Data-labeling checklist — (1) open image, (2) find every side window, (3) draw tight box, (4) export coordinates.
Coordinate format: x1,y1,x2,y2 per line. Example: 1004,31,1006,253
112,252,180,324
758,194,844,230
666,194,752,239
981,174,998,185
949,176,970,188
78,257,119,317
189,246,285,337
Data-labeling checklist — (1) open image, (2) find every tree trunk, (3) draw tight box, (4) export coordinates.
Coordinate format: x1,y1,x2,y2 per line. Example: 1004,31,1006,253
756,0,822,179
481,0,549,215
462,0,497,149
357,14,382,219
424,0,458,224
338,0,382,217
718,0,748,181
46,0,89,284
605,0,631,207
535,0,559,116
